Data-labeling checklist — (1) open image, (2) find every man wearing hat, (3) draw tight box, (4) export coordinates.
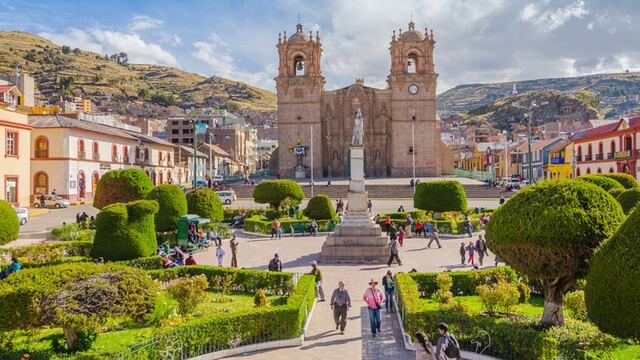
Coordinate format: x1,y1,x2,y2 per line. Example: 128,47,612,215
330,280,351,334
309,261,325,301
362,279,385,337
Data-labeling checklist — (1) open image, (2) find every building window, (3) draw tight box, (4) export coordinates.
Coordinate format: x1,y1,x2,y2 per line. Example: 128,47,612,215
144,148,150,163
5,176,18,203
294,56,305,76
586,168,591,174
609,167,614,173
78,139,85,159
112,144,118,161
34,172,48,195
172,129,179,134
182,129,191,134
597,168,602,173
92,141,100,160
123,146,129,162
172,138,179,144
5,131,18,156
408,146,414,154
35,136,48,158
182,120,190,126
407,53,418,74
172,121,179,126
576,168,581,176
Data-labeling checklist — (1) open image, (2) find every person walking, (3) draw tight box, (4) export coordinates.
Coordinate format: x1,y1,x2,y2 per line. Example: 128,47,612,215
466,241,476,266
215,244,225,266
384,215,391,234
398,227,405,247
406,332,436,360
271,219,282,239
363,279,384,337
368,199,373,213
310,261,325,302
268,253,283,272
475,235,487,266
428,223,442,248
230,234,239,268
435,323,461,360
330,280,351,334
382,270,395,313
463,215,473,238
459,243,466,265
387,238,402,266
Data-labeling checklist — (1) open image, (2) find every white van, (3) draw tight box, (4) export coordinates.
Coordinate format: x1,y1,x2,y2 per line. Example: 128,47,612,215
216,190,236,205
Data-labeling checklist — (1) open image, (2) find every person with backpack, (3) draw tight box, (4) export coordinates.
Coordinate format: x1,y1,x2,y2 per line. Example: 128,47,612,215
387,238,402,266
268,253,282,272
382,270,395,313
475,235,487,266
362,279,385,337
435,323,461,360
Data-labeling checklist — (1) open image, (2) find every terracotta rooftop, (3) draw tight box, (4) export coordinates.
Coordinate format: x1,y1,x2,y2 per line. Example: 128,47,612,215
199,143,231,157
514,137,562,153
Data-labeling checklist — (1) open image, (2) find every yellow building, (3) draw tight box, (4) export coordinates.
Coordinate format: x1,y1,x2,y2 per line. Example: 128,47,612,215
74,97,91,113
547,139,574,180
0,107,32,206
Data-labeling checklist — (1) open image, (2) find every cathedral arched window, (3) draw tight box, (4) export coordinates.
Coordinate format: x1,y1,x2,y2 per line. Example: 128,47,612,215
407,53,418,74
294,56,305,76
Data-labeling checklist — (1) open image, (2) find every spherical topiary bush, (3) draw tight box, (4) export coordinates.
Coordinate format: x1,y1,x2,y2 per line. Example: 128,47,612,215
615,188,640,214
586,206,640,339
608,187,625,199
146,184,188,232
94,168,154,209
599,173,639,189
485,180,624,327
303,194,336,220
186,187,223,222
253,180,304,210
414,180,467,212
575,174,624,191
90,199,159,260
0,200,19,245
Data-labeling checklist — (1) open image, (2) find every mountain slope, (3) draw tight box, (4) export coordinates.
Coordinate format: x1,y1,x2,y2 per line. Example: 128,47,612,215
437,72,640,117
0,31,276,111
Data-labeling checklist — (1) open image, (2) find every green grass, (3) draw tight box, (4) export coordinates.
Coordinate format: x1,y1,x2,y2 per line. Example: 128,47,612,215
596,342,640,359
418,295,547,317
1,290,287,357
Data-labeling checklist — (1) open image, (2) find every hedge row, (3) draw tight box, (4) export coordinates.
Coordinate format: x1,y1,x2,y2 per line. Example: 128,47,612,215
50,223,95,242
244,216,335,234
223,208,268,222
414,181,467,212
396,274,617,359
598,173,639,189
409,267,517,297
0,241,92,264
105,274,316,359
149,265,295,295
377,218,483,235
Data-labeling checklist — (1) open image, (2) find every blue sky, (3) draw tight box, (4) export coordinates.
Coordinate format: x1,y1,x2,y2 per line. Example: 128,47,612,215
1,0,638,93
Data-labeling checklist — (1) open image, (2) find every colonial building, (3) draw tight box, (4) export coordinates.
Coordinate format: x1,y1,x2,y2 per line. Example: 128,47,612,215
29,114,176,202
276,21,452,177
547,139,574,180
0,107,32,206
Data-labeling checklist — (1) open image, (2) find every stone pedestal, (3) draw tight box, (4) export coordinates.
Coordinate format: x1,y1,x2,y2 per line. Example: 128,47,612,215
294,166,306,179
319,147,389,263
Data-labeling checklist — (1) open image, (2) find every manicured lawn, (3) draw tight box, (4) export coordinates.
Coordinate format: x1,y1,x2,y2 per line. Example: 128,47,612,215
596,343,640,359
3,290,287,357
418,295,548,317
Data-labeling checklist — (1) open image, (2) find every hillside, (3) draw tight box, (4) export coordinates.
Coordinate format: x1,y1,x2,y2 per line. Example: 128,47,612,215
437,72,640,117
0,31,276,112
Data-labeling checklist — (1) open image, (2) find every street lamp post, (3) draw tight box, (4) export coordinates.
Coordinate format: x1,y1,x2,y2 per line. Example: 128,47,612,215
310,125,314,197
191,113,199,188
512,100,548,182
411,109,416,193
502,130,509,178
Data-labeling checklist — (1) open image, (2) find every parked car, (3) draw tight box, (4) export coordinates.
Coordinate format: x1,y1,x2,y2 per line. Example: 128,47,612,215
212,175,224,182
33,194,70,208
14,207,28,225
216,190,237,205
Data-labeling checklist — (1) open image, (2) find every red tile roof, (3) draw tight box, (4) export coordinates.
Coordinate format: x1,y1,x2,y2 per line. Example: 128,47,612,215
0,85,16,92
571,120,621,141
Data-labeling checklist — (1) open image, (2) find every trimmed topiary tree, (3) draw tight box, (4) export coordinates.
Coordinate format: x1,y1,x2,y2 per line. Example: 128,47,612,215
93,168,154,209
303,194,336,220
599,173,639,189
0,200,19,245
146,184,188,232
575,174,623,191
414,180,467,212
91,200,159,261
485,180,624,327
607,187,625,199
586,206,640,339
253,180,304,210
615,187,640,214
186,187,223,222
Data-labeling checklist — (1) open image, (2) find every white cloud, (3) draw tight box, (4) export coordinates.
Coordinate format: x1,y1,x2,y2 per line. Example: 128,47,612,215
520,0,589,32
159,32,182,46
39,28,178,66
128,15,163,32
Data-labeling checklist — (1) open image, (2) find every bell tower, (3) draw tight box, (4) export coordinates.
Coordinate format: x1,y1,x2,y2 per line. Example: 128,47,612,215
275,23,325,178
388,21,441,176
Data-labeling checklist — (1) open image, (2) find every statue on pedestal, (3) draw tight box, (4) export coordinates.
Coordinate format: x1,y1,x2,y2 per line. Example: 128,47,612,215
351,108,364,147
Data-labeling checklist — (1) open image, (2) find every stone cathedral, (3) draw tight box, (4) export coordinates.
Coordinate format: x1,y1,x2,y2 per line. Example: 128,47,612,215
275,21,453,178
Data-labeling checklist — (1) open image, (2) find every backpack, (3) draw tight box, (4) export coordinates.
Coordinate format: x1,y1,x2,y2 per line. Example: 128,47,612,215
444,333,461,358
268,259,279,271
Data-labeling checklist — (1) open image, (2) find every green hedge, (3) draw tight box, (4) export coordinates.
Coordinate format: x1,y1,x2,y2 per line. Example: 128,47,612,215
146,184,188,232
576,175,624,191
223,208,268,222
608,187,625,199
93,168,154,209
414,181,467,212
396,274,617,360
253,180,304,209
615,188,640,214
50,223,95,242
586,205,640,339
186,187,223,222
0,199,19,245
409,267,517,297
91,200,159,261
376,216,482,235
149,265,295,295
598,173,639,189
303,194,336,220
244,215,335,234
0,241,92,265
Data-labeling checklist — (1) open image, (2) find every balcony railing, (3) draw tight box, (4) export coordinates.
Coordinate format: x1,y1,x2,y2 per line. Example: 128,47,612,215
584,154,593,161
550,157,565,164
607,153,614,159
575,155,582,162
595,154,604,160
93,153,100,161
122,156,129,163
34,150,48,158
614,150,631,159
78,151,86,159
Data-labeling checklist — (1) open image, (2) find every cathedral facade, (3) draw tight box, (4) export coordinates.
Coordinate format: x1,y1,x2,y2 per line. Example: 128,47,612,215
276,21,452,178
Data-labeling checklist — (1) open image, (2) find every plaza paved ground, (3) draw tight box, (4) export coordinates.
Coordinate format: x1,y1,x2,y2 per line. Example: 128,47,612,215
281,176,485,186
195,229,496,360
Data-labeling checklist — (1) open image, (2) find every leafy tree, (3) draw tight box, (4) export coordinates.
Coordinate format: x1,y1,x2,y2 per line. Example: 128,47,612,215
146,184,188,232
303,194,336,220
73,48,81,55
166,274,209,315
186,187,223,222
0,200,19,245
93,168,154,209
485,180,624,327
253,180,304,210
586,206,640,339
414,181,467,212
61,45,71,54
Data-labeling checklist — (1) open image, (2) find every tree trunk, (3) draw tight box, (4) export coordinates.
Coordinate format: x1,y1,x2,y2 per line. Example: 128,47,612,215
63,326,78,351
540,277,572,327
